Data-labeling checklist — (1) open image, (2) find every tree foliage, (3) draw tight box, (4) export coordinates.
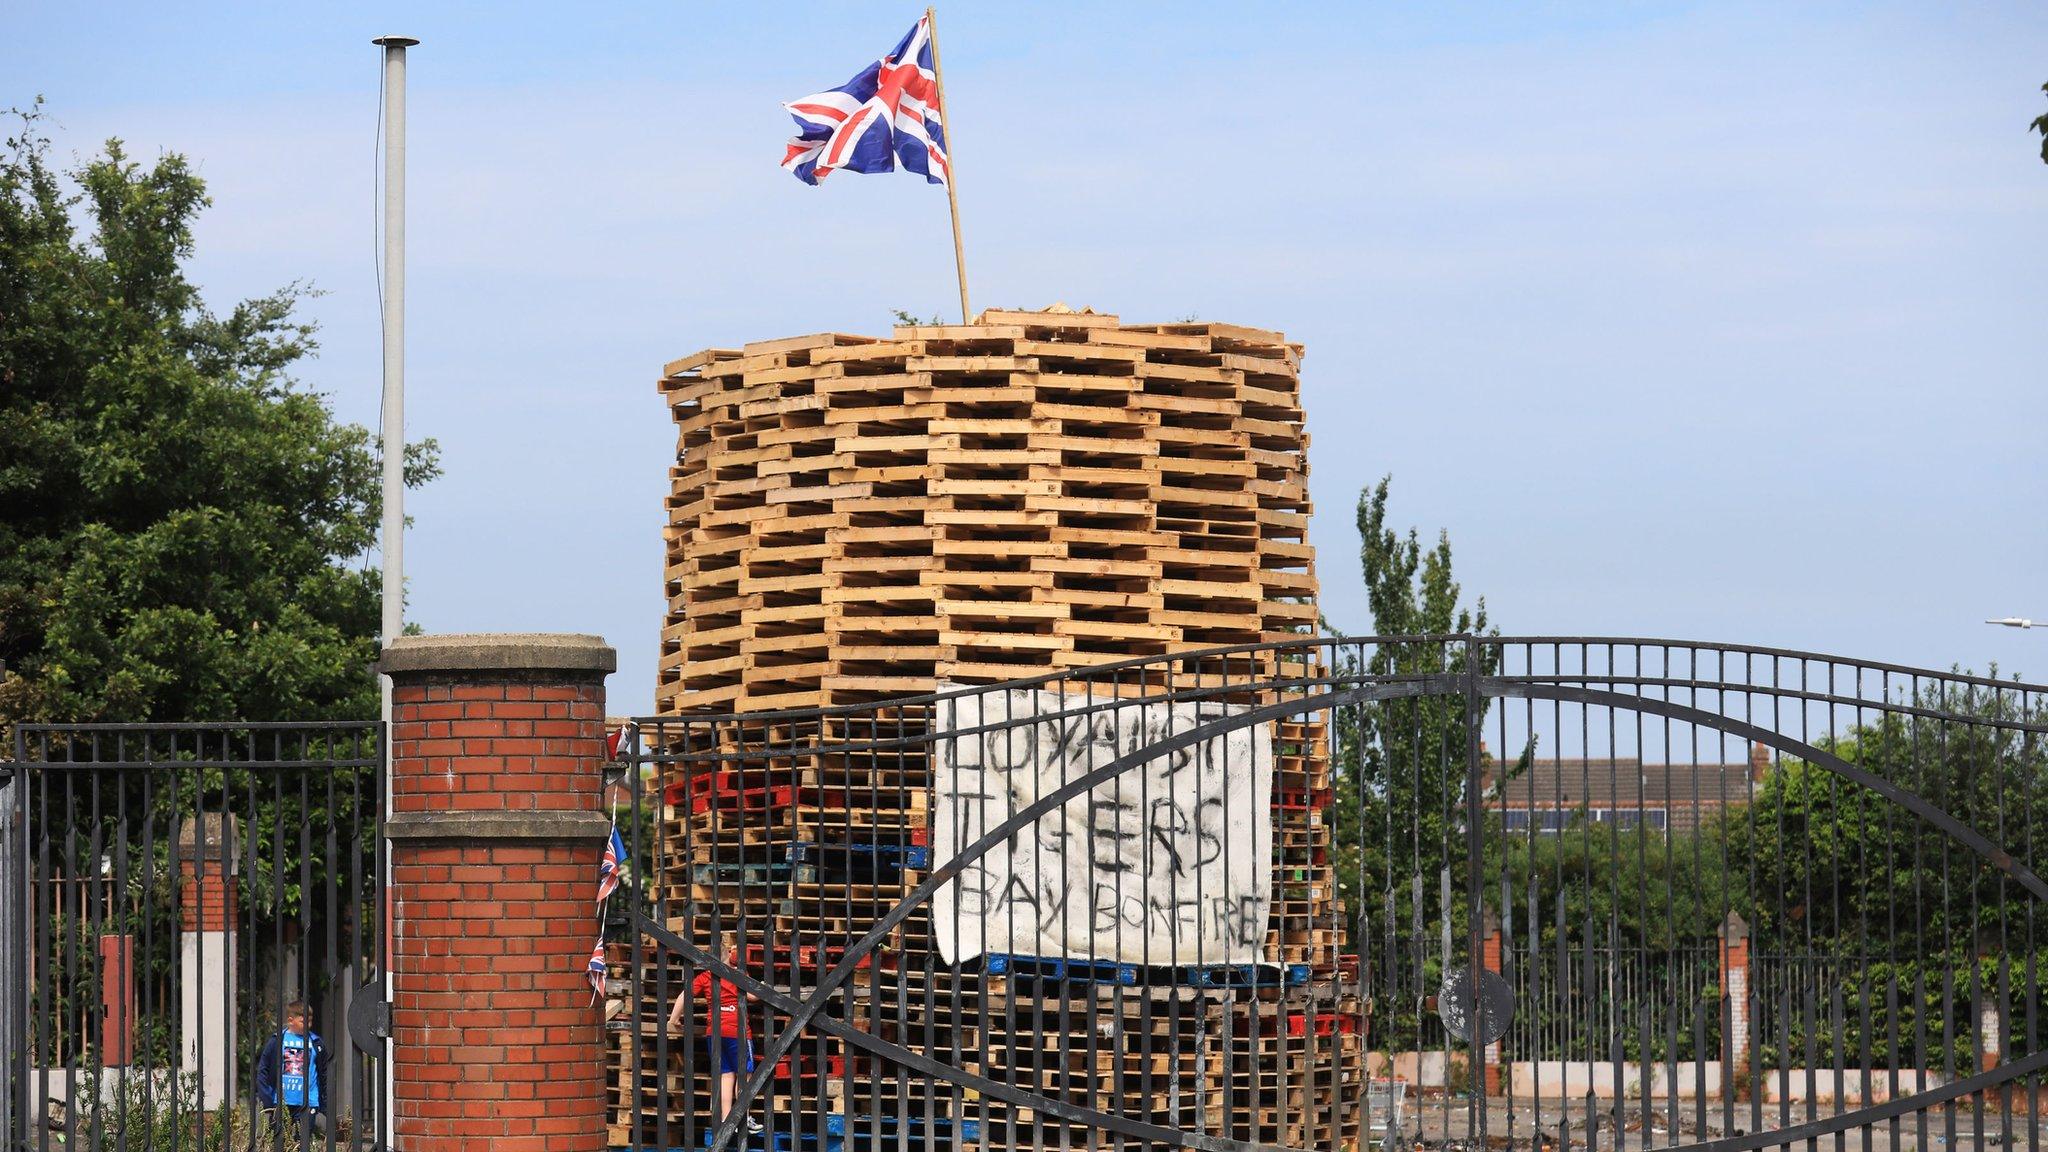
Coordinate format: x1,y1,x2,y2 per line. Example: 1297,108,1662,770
0,103,437,728
1329,477,1515,957
2034,82,2048,165
1719,680,2047,960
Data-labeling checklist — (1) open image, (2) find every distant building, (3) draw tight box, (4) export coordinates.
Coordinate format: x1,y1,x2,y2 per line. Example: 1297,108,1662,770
1481,742,1771,835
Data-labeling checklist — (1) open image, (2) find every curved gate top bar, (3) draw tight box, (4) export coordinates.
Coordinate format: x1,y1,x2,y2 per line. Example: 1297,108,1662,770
643,634,2048,727
625,636,2046,1152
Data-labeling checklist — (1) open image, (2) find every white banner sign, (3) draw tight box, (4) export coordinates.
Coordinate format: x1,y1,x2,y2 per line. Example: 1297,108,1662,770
931,685,1273,967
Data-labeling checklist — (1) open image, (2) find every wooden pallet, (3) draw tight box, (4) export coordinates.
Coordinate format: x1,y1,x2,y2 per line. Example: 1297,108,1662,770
659,309,1315,716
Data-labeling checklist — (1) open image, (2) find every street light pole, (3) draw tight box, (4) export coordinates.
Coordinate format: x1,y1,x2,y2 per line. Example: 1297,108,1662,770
375,33,416,710
372,32,417,1150
1986,617,2040,630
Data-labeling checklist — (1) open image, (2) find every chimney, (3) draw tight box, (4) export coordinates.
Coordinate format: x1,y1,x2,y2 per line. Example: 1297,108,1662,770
1749,742,1772,784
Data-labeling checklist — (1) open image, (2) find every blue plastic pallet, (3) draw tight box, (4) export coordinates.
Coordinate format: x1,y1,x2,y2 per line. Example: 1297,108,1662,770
795,1114,982,1142
831,1116,982,1143
786,842,931,870
678,1114,983,1151
983,953,1138,985
1163,962,1313,988
688,861,794,885
691,1130,812,1151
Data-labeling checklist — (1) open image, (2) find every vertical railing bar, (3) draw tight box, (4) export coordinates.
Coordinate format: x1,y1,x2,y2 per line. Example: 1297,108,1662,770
61,746,80,1152
2024,685,2040,1152
1823,662,1844,1152
635,724,652,1152
84,744,105,1152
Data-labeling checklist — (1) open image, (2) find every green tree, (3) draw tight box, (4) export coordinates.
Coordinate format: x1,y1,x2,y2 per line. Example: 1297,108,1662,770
1719,683,2045,958
0,103,437,728
1710,680,2047,1069
1,103,436,1066
1327,477,1519,1042
2033,82,2048,164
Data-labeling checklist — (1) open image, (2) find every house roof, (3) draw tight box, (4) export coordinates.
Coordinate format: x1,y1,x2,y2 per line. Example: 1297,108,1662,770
1487,749,1764,809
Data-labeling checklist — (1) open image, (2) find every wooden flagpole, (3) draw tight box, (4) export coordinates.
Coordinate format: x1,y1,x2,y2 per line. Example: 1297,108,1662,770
925,6,971,323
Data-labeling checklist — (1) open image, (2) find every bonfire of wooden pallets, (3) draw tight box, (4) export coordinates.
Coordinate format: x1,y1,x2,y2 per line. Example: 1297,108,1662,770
656,305,1317,715
621,308,1364,1152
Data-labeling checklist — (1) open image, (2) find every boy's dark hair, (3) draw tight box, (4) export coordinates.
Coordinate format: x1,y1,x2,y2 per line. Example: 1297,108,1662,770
284,1000,309,1019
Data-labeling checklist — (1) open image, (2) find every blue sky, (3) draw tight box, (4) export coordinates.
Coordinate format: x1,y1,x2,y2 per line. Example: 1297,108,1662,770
18,3,2047,713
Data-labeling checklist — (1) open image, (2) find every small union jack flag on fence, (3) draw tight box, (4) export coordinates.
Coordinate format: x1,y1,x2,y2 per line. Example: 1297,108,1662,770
606,724,636,762
596,824,628,905
782,13,950,186
587,938,607,1003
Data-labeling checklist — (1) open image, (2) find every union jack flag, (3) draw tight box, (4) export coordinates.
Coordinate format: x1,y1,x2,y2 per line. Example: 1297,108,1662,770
605,724,635,762
782,14,950,186
596,824,628,904
587,937,607,1003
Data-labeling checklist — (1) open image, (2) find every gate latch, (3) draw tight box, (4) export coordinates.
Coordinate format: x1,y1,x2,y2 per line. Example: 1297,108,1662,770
348,976,390,1055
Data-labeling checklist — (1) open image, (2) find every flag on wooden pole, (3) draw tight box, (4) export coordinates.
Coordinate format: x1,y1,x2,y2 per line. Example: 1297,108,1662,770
781,10,972,321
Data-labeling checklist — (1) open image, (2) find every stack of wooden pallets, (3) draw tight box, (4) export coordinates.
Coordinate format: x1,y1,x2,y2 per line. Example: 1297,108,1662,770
626,308,1363,1151
657,305,1316,714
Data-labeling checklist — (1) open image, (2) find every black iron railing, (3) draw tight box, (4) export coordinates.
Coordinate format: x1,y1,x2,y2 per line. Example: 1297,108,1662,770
611,635,2045,1152
5,723,385,1152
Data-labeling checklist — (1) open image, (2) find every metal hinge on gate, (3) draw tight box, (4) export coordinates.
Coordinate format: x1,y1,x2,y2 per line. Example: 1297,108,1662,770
349,976,390,1054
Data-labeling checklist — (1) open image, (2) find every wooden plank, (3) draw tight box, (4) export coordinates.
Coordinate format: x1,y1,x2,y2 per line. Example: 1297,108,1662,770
809,340,926,365
1011,377,1143,402
740,331,874,357
661,347,741,378
1086,327,1211,352
1013,338,1145,364
820,584,937,605
907,355,1039,373
936,598,1068,620
894,322,1029,340
973,307,1121,329
922,573,1055,595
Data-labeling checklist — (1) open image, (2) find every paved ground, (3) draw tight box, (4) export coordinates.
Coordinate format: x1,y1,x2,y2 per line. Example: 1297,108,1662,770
1392,1098,2042,1152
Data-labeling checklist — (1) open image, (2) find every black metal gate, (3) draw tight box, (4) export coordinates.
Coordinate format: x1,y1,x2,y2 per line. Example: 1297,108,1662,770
611,636,2043,1152
4,723,387,1152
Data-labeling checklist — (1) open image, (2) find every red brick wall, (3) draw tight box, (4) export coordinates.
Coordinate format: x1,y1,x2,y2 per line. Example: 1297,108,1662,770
177,868,237,932
387,670,609,1152
1481,923,1504,1094
389,680,605,816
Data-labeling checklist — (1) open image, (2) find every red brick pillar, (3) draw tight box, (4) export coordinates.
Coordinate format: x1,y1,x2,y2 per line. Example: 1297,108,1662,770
99,934,136,1066
379,633,617,1152
1480,903,1504,1095
1975,930,2003,1107
1719,911,1751,1100
176,816,239,932
176,814,237,1106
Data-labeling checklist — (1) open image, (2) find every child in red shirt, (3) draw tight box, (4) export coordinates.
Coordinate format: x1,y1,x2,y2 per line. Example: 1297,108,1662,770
669,932,762,1136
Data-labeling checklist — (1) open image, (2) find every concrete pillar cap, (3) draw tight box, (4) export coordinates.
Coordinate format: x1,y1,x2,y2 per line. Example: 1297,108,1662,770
377,632,616,676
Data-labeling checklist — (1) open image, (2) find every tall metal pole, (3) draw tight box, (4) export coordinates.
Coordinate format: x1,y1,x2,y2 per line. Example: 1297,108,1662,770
375,35,415,702
372,33,415,1149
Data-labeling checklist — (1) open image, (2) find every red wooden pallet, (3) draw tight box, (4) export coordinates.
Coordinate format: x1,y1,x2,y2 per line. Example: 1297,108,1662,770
665,768,792,808
1275,787,1334,811
681,784,797,815
740,941,897,973
770,1053,848,1081
1311,953,1361,982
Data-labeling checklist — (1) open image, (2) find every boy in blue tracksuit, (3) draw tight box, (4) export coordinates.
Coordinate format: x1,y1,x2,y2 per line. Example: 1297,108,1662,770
254,1000,328,1134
